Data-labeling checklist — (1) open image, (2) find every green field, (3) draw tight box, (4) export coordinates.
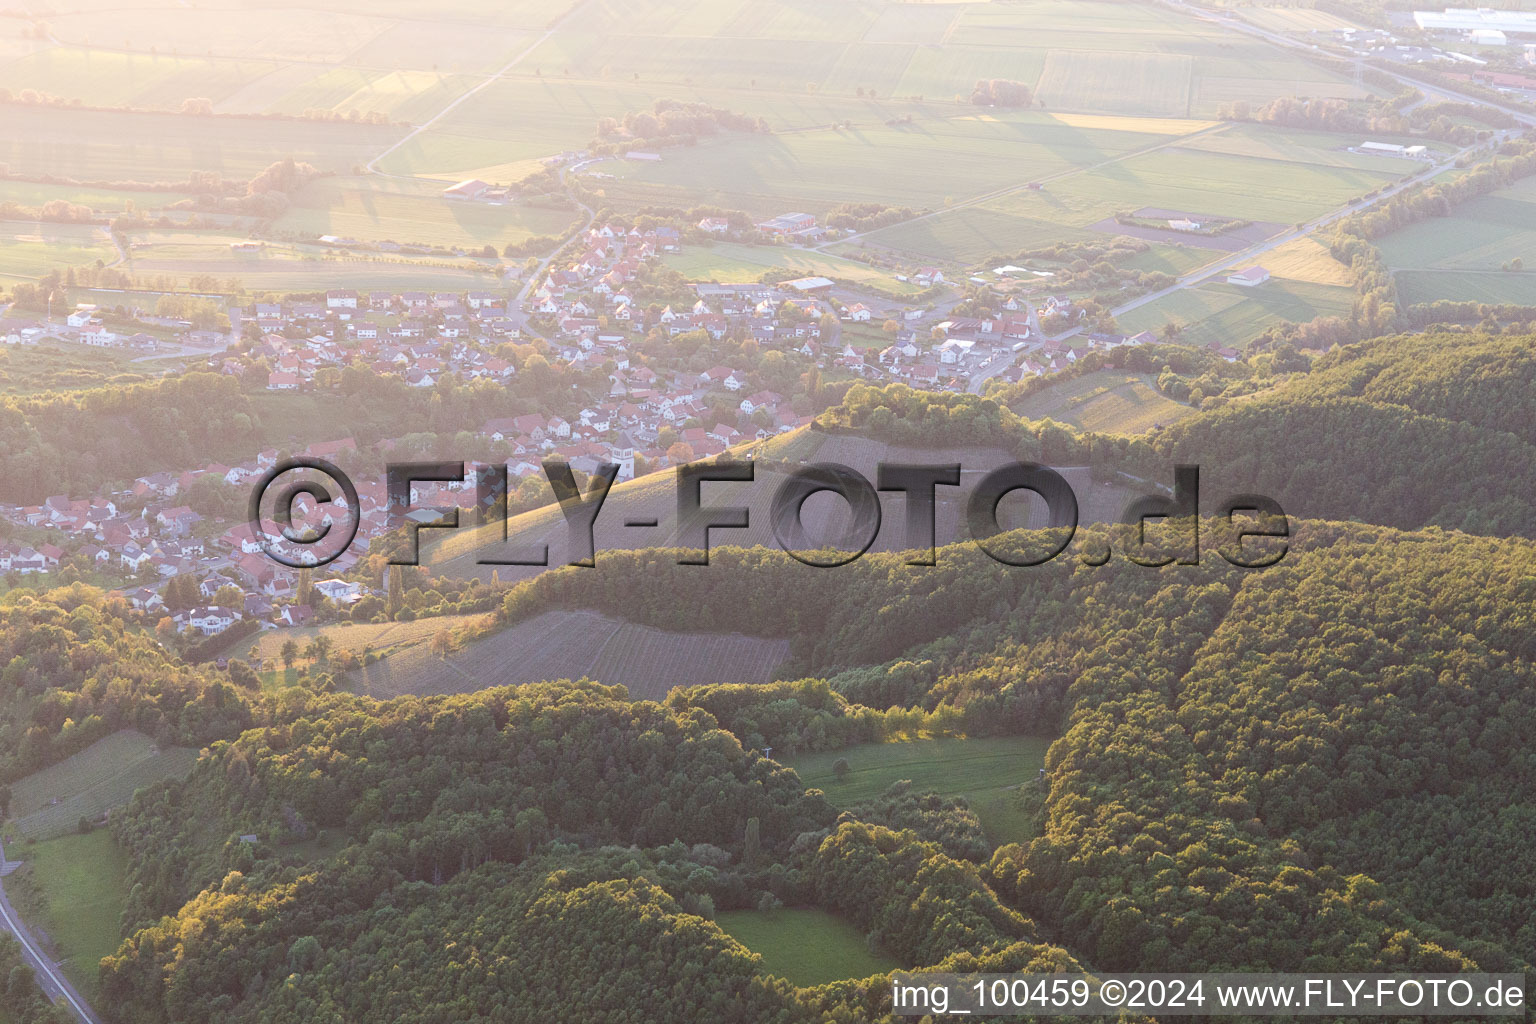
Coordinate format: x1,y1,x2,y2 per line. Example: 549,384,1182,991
273,177,580,249
1036,50,1194,117
581,113,1178,215
6,830,127,999
9,730,200,840
1117,278,1354,352
120,232,504,290
0,106,402,181
1377,176,1536,273
1393,270,1536,306
1013,370,1195,434
787,736,1052,847
716,908,901,987
664,242,918,292
0,221,116,279
858,123,1402,264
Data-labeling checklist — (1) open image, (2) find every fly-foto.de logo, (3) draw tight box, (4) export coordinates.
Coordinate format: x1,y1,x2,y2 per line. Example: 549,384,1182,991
249,458,1288,571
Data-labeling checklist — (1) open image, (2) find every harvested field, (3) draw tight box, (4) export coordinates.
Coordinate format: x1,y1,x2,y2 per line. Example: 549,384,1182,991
350,609,792,702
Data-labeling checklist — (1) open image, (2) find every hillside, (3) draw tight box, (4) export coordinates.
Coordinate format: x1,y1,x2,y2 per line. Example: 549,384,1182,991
350,609,791,702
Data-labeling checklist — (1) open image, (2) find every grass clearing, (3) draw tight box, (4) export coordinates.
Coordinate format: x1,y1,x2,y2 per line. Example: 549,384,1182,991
716,909,900,987
787,736,1053,847
9,730,200,840
6,830,127,999
1013,370,1195,434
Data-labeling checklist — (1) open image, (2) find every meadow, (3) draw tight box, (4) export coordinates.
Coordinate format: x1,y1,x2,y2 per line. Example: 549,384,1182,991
1012,370,1195,434
1117,278,1354,351
6,830,127,999
787,735,1053,847
8,730,200,840
715,908,901,987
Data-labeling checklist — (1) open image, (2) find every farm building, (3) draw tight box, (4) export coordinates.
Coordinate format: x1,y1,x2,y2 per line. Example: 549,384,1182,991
442,179,491,201
1359,141,1429,159
756,212,818,238
1226,266,1271,287
782,276,835,294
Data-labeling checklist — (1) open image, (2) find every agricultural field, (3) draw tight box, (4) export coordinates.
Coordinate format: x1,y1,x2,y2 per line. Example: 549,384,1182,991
1012,370,1195,435
8,731,200,840
1376,175,1536,273
581,113,1187,216
1393,270,1536,307
350,609,793,702
1239,6,1367,34
1035,51,1194,118
0,106,403,182
857,123,1404,264
663,242,917,292
716,909,901,986
119,232,504,290
1116,277,1355,352
0,221,116,280
4,830,127,999
786,735,1053,847
1261,237,1356,287
0,48,279,110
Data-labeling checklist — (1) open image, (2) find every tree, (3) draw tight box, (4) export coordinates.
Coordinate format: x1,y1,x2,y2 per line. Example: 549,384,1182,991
832,757,851,781
227,660,261,691
431,629,452,659
280,639,298,670
743,816,761,866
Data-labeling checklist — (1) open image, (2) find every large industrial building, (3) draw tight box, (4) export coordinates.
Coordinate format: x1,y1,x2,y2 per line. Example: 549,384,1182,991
1414,8,1536,42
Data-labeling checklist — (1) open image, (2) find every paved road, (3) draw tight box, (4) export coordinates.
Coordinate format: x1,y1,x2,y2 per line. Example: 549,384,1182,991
0,840,104,1024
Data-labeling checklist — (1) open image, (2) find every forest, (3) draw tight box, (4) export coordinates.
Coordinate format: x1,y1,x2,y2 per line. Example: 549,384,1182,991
2,330,1534,1021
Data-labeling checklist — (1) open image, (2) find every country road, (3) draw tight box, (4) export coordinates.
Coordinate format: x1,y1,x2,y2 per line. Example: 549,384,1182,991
0,840,104,1024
